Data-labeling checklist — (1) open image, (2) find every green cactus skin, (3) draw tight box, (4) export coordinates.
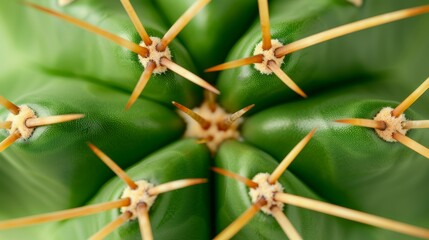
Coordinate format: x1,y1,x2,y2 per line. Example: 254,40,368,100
0,68,184,215
57,139,210,240
0,0,203,107
215,141,353,240
153,0,258,71
217,0,429,112
0,0,429,239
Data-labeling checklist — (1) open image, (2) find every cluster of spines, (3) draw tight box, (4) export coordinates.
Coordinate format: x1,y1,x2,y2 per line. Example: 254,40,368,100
25,0,219,111
337,77,429,158
0,96,84,151
212,129,429,240
0,142,207,240
172,93,255,153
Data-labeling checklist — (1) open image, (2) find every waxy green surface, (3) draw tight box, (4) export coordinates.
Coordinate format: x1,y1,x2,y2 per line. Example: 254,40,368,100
154,0,258,71
0,0,203,107
217,0,429,112
242,80,429,227
0,0,428,239
0,69,184,217
56,139,210,240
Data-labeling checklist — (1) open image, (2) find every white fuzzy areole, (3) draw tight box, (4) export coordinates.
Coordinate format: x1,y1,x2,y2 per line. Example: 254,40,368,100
253,39,285,75
120,180,157,220
58,0,76,6
138,37,172,74
249,173,284,215
373,107,408,142
6,105,37,140
179,102,241,153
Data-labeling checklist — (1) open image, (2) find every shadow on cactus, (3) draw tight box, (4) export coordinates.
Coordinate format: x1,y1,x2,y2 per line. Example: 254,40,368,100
0,0,429,239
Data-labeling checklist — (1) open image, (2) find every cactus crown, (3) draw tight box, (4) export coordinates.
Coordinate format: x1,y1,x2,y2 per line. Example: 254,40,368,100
1,0,429,239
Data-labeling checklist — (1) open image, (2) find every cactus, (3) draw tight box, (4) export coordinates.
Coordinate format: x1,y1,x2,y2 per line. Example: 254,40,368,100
1,0,429,239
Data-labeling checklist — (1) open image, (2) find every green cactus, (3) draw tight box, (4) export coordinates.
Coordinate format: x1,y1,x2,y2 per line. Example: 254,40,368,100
0,0,429,239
